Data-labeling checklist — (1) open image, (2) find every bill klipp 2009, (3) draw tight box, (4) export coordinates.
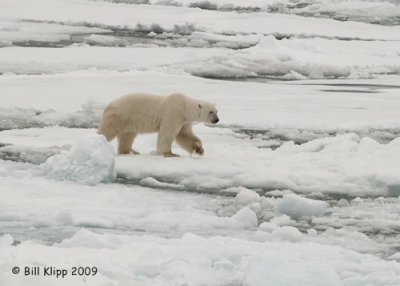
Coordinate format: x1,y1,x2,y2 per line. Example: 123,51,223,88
24,266,69,278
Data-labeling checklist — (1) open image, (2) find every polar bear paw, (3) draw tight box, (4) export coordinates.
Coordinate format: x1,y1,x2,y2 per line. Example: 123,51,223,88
193,141,204,156
163,152,180,158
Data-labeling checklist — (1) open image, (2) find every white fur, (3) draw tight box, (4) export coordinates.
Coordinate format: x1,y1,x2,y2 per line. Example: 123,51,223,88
97,93,218,157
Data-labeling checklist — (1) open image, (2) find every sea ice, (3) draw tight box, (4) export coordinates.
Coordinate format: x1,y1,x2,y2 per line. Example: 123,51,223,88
243,257,342,286
276,194,329,219
234,187,261,207
232,207,258,228
41,134,116,185
271,226,303,242
1,0,400,284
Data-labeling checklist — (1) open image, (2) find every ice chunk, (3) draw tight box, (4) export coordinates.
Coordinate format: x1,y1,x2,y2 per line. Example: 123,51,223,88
276,194,329,219
256,35,279,50
0,234,13,247
0,102,104,131
259,222,278,233
307,229,318,236
134,264,162,278
55,211,73,225
244,257,342,286
139,177,185,189
272,226,303,242
84,34,120,46
234,187,261,207
41,134,116,185
232,207,258,228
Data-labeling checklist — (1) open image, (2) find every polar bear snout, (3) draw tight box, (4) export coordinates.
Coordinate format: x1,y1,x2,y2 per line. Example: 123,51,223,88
209,112,219,124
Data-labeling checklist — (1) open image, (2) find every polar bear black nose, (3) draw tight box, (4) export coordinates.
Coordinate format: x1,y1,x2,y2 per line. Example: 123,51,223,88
212,118,219,124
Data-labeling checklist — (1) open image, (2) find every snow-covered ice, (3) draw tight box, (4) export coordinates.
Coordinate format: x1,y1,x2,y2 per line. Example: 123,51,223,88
41,135,116,185
1,37,399,79
276,194,329,219
232,207,258,228
2,126,399,196
243,257,342,286
1,0,400,285
234,188,261,206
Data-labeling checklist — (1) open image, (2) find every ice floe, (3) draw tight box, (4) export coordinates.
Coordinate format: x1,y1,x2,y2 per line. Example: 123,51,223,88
41,135,116,185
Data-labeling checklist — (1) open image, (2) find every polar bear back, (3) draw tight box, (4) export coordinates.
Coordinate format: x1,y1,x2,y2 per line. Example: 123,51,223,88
102,93,195,134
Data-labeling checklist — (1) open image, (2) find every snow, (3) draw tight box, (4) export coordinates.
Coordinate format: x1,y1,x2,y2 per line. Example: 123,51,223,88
1,0,399,81
1,37,399,79
101,0,400,26
0,234,13,247
243,257,342,286
41,135,116,185
115,131,400,196
271,226,304,242
1,163,400,284
0,18,109,45
1,0,400,285
266,0,400,26
2,228,400,286
2,0,399,41
1,72,400,131
184,35,400,79
0,102,104,130
1,125,399,196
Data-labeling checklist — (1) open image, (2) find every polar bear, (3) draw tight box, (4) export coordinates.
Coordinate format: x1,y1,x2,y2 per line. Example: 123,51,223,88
97,93,219,157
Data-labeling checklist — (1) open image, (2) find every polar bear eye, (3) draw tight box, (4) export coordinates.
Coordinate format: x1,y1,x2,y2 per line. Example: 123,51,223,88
209,111,213,114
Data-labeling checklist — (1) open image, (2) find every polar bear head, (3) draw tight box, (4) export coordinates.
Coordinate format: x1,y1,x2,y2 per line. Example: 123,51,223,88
181,94,219,124
198,102,219,124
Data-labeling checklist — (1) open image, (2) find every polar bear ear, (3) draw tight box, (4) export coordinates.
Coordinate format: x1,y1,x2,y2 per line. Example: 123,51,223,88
198,104,202,108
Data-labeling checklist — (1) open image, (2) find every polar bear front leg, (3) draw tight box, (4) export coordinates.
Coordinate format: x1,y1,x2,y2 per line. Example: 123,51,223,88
117,132,139,155
175,123,204,156
157,121,182,157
